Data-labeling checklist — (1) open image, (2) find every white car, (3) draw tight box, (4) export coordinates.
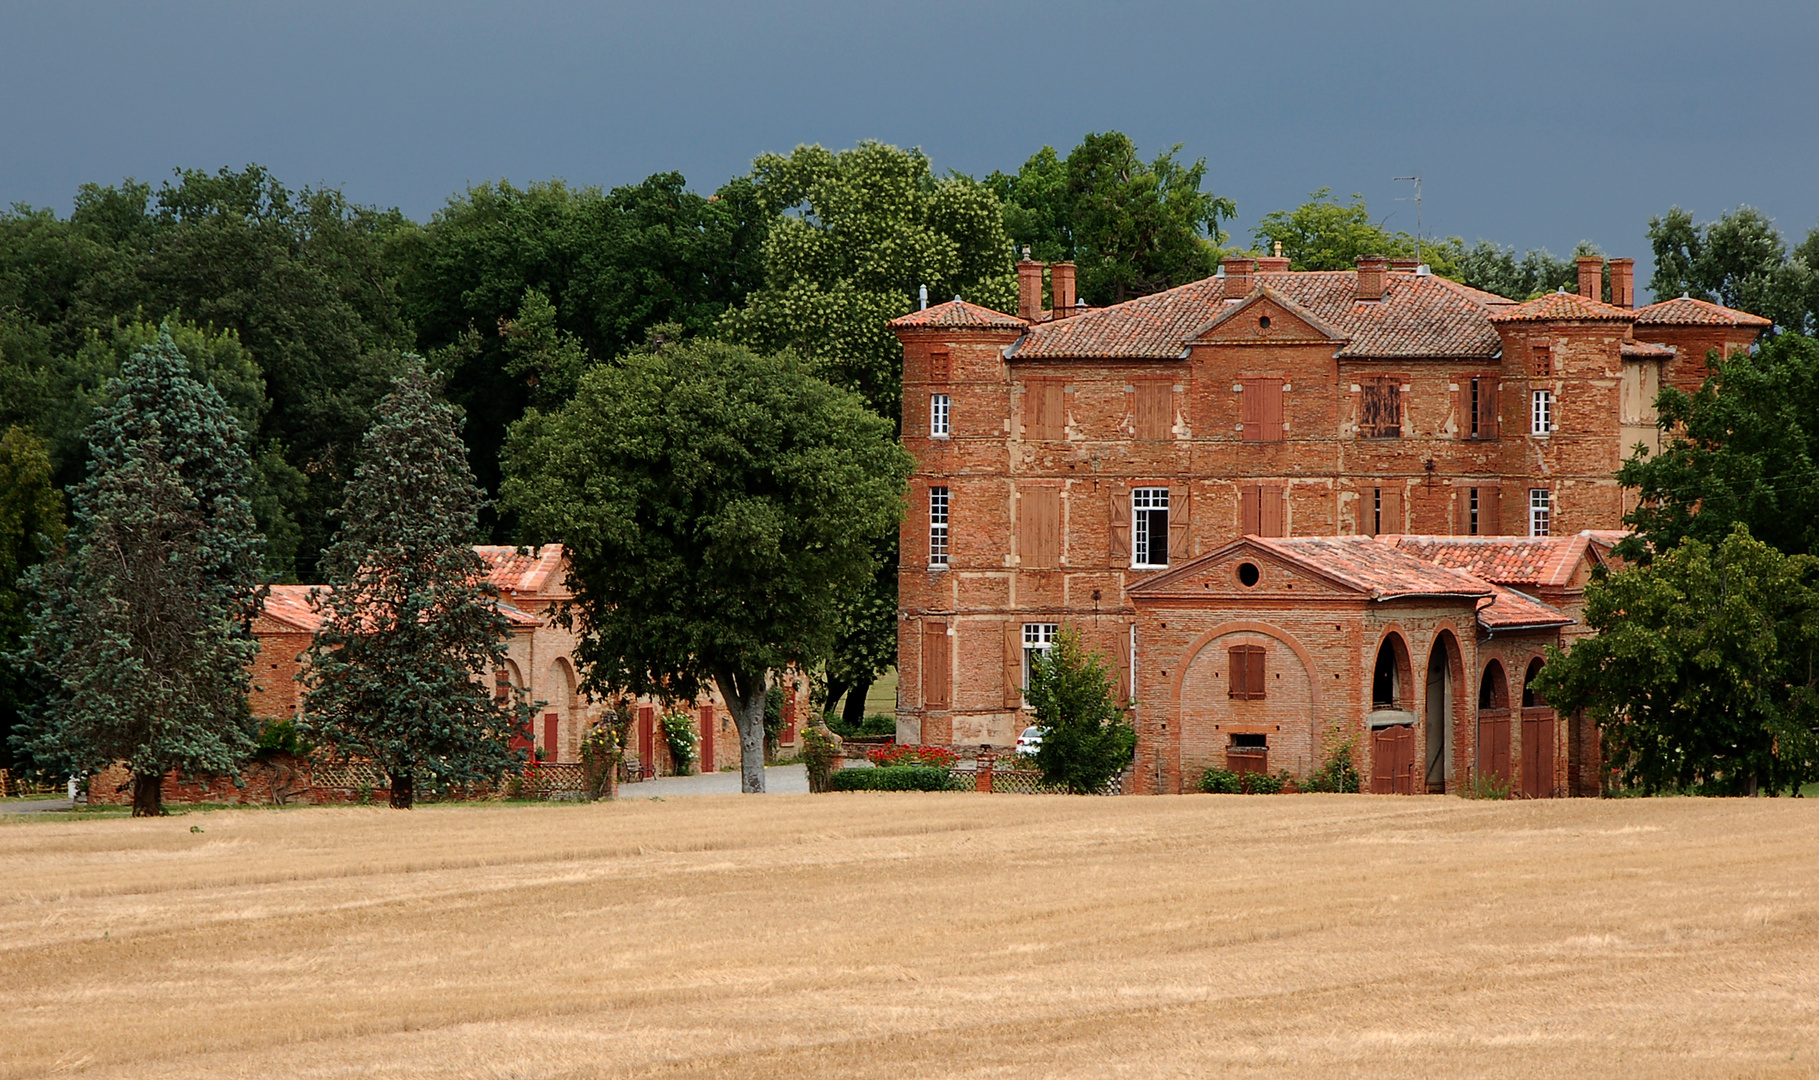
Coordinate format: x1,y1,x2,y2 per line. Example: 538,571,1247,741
1015,726,1045,756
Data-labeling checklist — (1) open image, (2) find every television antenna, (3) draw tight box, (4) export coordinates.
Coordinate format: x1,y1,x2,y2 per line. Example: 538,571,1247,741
1394,174,1423,266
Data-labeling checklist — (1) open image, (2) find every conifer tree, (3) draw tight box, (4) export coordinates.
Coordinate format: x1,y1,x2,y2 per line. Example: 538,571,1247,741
16,329,265,816
302,359,527,808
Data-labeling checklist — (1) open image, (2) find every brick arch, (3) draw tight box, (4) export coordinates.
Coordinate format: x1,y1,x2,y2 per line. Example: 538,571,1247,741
1424,627,1469,793
1169,621,1322,786
1370,628,1414,710
1168,621,1323,714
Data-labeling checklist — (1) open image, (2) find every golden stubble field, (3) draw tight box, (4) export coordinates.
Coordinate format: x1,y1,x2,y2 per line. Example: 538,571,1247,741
3,792,1818,1079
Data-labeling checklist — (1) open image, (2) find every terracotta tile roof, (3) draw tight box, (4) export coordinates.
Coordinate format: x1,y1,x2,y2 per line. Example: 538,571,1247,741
1621,340,1675,358
1010,270,1504,360
1475,585,1572,630
1485,290,1636,323
260,585,326,632
473,544,567,596
1384,534,1593,589
1247,535,1496,599
888,299,1028,330
1632,296,1771,328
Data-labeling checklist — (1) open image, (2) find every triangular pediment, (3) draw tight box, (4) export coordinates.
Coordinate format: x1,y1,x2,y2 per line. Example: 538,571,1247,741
1190,286,1349,346
1128,538,1365,602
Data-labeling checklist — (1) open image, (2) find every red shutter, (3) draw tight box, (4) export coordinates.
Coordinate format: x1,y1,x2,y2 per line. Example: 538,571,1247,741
1484,378,1501,440
1228,646,1248,698
1020,488,1059,568
1380,486,1404,535
638,706,655,777
1108,483,1131,567
1240,381,1262,440
1116,624,1132,704
1136,382,1171,440
1483,487,1502,535
1247,647,1266,699
1453,382,1464,440
1455,486,1470,536
922,621,950,707
698,705,715,773
1003,624,1024,708
1167,485,1191,559
1028,380,1063,439
1240,485,1262,535
1260,379,1284,442
543,713,560,760
1260,484,1285,537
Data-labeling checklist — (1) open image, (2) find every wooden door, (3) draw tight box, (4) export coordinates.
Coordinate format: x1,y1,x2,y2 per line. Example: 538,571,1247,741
699,705,716,774
1227,748,1268,776
639,706,655,778
1371,725,1416,794
1477,711,1511,789
543,713,560,762
1521,710,1555,798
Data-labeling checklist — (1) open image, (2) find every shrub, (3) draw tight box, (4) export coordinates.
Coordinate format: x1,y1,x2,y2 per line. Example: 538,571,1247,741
1245,771,1286,795
866,744,958,769
801,725,841,793
1026,627,1136,794
828,765,965,792
661,712,698,775
1200,767,1289,794
827,711,896,739
1200,768,1242,794
1467,771,1513,800
1302,737,1362,793
254,718,312,760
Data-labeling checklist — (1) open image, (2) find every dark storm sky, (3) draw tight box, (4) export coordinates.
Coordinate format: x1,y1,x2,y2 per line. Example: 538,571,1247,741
4,0,1814,295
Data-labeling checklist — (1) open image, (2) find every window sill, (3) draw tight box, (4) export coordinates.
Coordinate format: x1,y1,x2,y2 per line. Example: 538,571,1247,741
928,563,949,572
1131,563,1169,571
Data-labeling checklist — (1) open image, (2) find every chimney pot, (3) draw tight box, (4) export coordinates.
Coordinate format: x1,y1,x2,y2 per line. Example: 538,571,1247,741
1355,255,1388,301
1221,257,1256,296
1577,256,1604,301
1018,256,1046,321
1609,258,1635,309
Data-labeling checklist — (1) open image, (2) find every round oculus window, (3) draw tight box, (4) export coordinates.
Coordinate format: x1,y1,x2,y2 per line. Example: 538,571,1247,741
1258,315,1272,329
1237,561,1261,587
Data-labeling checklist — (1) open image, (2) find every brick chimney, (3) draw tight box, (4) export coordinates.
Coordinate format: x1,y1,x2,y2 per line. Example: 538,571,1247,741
1355,255,1388,301
1221,257,1256,295
1609,258,1635,309
1577,256,1603,301
1051,261,1077,318
1256,255,1291,274
1018,247,1045,321
1388,258,1419,272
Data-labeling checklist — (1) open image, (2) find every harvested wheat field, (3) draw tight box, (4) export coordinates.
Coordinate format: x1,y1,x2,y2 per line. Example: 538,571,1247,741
4,794,1819,1079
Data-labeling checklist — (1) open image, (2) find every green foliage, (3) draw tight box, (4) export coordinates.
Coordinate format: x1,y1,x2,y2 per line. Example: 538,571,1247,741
1301,735,1362,793
579,698,635,800
1466,770,1512,800
725,141,1016,422
0,427,66,773
801,724,841,793
502,337,913,792
1647,205,1819,332
402,174,769,539
1618,333,1819,559
1533,525,1819,796
1199,767,1288,794
827,765,965,792
1253,189,1461,277
14,329,266,815
1027,627,1136,795
826,711,896,739
301,359,529,809
662,712,699,774
990,132,1234,305
254,718,311,760
1455,241,1595,301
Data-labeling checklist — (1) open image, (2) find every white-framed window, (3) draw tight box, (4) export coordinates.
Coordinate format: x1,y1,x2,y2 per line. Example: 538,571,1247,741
1023,622,1059,695
929,486,949,567
1529,488,1551,537
930,393,951,438
1132,487,1170,567
1531,389,1554,435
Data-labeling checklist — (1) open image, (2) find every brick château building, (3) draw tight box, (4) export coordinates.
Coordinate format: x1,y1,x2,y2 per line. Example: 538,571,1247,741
890,253,1767,795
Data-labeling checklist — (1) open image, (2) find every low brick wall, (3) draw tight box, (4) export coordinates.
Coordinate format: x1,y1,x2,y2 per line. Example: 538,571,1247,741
88,755,595,806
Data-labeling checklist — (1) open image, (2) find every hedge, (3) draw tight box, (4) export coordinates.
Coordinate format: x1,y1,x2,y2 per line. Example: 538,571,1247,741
827,765,968,792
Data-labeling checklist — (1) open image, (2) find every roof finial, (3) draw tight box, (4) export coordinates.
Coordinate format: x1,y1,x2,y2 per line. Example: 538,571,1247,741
1274,240,1283,258
918,284,928,310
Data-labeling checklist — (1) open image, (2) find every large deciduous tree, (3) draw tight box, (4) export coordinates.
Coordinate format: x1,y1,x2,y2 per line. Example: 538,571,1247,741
1617,333,1819,560
1647,205,1819,333
501,338,912,793
1534,526,1819,796
15,330,265,815
0,427,66,775
1252,189,1463,277
990,133,1234,306
302,359,527,809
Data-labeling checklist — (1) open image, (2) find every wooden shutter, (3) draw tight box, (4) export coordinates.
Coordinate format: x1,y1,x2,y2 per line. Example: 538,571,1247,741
1108,484,1130,566
1020,488,1060,568
1116,623,1133,703
922,620,950,707
1482,378,1500,440
1260,484,1285,537
1239,379,1283,442
1003,624,1024,708
1240,485,1262,535
1240,381,1261,440
929,347,951,382
1026,380,1063,439
1228,645,1265,700
1380,485,1404,535
1483,487,1502,535
1167,485,1190,560
699,705,715,773
1453,382,1464,440
1361,378,1401,438
1248,647,1266,698
1136,382,1171,440
1455,486,1470,536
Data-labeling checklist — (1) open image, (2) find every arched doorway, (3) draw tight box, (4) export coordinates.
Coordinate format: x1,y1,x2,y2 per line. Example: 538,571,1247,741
1424,633,1458,794
1477,660,1512,790
1369,634,1416,794
545,657,577,763
1520,658,1555,798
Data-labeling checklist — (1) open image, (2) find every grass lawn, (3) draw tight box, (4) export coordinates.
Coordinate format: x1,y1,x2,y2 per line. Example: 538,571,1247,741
3,793,1817,1078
